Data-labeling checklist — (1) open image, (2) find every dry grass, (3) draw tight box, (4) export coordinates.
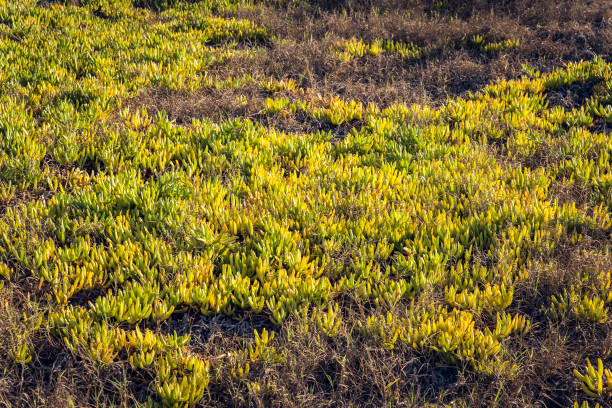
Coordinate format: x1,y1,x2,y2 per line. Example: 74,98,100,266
229,0,612,105
126,0,611,129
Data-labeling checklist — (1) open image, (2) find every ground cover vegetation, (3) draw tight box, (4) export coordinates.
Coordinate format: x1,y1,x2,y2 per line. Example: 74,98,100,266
0,0,611,406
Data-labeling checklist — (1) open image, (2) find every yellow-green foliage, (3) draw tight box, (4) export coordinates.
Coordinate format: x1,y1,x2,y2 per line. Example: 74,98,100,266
574,402,602,408
1,0,612,406
2,297,43,365
265,95,364,125
574,358,612,400
336,37,426,62
471,35,520,53
547,255,612,323
360,308,528,375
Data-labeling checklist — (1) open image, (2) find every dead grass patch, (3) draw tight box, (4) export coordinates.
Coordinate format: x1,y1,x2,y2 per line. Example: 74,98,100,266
545,81,598,110
125,82,362,139
216,0,612,107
